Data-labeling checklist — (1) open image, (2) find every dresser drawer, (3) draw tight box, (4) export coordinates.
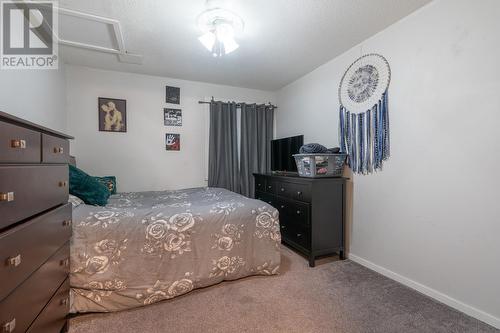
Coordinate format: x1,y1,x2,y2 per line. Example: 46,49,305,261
26,278,69,333
0,204,71,301
278,213,292,236
279,199,310,226
0,243,69,333
0,122,41,164
42,134,69,164
0,165,68,230
275,181,311,202
255,191,276,207
285,224,311,250
254,176,266,194
264,180,275,193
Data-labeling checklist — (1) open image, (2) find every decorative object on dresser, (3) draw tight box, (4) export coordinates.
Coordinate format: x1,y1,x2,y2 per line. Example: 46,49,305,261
0,111,73,333
254,173,346,267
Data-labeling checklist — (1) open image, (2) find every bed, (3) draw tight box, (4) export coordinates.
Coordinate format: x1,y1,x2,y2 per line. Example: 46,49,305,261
70,187,281,313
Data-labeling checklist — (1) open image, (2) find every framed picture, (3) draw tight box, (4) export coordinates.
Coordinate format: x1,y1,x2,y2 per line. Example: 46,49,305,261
164,108,182,126
98,97,127,132
166,133,180,151
166,86,180,104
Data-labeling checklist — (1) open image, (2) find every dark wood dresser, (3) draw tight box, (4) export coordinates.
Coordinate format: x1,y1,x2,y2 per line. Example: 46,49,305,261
254,173,347,267
0,111,72,333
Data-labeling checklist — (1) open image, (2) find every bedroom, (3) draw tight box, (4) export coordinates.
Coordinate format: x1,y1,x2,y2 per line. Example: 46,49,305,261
0,0,499,332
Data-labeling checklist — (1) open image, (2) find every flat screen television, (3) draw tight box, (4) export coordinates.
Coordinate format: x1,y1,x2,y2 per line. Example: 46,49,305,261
271,135,304,172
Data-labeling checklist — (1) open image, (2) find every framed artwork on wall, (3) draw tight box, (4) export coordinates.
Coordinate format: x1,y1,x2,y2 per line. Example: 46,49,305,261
98,97,127,132
166,133,180,151
166,86,180,104
164,108,182,126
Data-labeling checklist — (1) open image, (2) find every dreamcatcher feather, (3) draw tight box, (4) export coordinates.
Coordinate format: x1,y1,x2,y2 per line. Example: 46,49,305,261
339,54,391,174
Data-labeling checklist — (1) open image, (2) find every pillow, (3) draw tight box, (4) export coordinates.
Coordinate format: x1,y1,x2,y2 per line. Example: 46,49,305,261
94,176,117,195
69,165,110,206
68,194,84,208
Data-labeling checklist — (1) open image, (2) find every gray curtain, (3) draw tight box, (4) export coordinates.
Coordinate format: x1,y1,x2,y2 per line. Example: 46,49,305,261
240,104,274,198
208,101,239,192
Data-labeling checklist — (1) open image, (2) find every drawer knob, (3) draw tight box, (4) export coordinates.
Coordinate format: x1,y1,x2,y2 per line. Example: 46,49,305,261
267,201,272,204
281,225,286,229
267,185,272,189
62,219,72,227
297,233,302,237
296,210,301,215
257,183,261,187
60,258,70,267
59,181,68,187
280,205,285,209
60,298,69,306
1,318,16,333
6,254,22,267
54,147,64,154
10,139,26,149
280,187,285,192
297,191,302,196
0,192,14,202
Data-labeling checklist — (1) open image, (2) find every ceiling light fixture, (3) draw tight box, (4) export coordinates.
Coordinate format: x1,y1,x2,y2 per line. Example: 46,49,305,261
197,8,244,57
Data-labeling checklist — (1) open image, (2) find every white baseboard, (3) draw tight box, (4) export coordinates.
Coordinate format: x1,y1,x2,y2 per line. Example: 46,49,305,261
348,253,500,329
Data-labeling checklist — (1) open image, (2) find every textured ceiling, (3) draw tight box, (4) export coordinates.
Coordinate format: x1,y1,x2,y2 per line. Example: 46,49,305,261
58,0,432,90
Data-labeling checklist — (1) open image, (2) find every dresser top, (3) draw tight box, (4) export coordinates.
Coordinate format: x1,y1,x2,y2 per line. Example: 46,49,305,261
254,172,349,181
0,110,73,139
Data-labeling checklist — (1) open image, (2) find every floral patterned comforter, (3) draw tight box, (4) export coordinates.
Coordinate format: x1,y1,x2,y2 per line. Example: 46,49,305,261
70,187,281,313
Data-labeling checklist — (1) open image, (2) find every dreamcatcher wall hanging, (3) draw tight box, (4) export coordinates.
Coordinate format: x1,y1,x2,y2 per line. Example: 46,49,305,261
339,53,391,175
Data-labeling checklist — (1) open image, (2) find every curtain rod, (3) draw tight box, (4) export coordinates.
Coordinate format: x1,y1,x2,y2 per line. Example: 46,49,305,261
198,97,277,109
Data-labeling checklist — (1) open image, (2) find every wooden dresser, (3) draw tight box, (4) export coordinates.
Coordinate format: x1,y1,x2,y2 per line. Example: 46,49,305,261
254,173,347,267
0,111,72,333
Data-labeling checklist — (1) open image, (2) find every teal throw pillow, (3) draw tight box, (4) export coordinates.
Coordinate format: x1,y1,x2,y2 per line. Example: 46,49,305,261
69,165,110,206
94,176,117,195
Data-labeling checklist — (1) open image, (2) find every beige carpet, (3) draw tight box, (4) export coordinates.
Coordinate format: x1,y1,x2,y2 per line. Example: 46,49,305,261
69,246,498,333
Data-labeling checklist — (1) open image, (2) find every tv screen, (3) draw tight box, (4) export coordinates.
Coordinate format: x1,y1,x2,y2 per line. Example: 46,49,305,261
271,135,304,172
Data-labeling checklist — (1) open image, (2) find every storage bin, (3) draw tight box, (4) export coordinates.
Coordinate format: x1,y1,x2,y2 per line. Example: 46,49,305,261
293,153,347,178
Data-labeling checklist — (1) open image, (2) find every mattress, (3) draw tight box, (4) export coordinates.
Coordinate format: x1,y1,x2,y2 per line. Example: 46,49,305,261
70,187,281,313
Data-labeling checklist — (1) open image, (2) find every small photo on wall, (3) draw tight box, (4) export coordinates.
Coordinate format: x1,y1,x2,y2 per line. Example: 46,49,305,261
98,97,127,132
166,133,180,151
166,86,180,104
164,108,182,126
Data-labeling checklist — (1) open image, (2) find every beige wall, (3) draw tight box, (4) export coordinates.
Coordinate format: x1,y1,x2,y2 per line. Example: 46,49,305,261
66,65,276,192
0,64,67,132
276,0,500,328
